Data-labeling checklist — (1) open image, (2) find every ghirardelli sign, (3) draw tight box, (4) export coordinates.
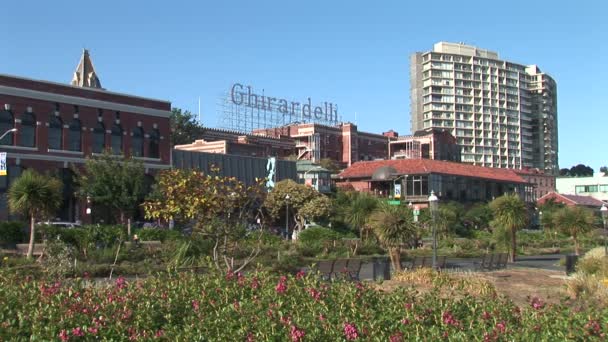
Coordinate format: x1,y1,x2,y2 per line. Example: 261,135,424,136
230,83,339,124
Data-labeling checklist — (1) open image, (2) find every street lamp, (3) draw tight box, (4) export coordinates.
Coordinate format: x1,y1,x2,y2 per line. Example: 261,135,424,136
428,190,439,270
0,128,17,142
285,194,290,240
600,204,607,256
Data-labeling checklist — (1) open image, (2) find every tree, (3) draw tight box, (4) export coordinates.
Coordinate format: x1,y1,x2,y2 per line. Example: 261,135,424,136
8,170,63,259
318,158,342,173
170,108,205,146
340,192,379,240
600,166,608,174
552,206,595,255
264,179,330,238
300,195,333,226
462,203,493,231
489,193,528,262
367,203,417,271
74,152,146,225
561,164,594,177
143,169,267,272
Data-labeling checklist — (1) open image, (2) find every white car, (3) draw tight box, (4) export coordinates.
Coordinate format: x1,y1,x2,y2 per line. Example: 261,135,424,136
37,221,82,229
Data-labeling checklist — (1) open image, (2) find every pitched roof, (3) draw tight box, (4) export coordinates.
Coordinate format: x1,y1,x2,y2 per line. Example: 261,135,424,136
71,49,103,89
338,159,526,183
537,192,606,207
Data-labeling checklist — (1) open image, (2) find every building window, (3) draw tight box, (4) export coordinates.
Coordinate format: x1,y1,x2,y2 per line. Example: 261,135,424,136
0,110,14,145
20,112,36,147
48,115,63,150
68,119,81,151
148,129,159,158
576,185,598,194
92,122,105,153
600,185,608,193
111,124,122,155
131,127,143,157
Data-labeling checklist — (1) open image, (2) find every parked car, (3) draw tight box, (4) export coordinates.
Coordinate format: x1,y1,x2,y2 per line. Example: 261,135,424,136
37,221,82,229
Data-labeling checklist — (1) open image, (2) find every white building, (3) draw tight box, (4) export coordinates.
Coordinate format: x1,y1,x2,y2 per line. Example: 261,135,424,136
556,173,608,201
410,42,558,174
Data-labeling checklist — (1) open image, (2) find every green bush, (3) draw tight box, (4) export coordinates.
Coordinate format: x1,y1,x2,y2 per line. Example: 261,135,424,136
0,221,26,246
41,240,75,279
298,226,340,247
135,228,183,242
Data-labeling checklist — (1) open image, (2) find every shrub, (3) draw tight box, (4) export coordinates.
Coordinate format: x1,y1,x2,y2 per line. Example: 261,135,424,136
0,221,27,246
565,273,608,308
40,240,75,279
135,228,183,242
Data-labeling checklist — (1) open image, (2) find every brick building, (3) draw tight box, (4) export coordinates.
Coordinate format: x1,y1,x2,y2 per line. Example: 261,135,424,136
336,159,530,203
253,122,392,167
389,128,460,162
513,168,555,202
175,127,295,158
0,50,171,221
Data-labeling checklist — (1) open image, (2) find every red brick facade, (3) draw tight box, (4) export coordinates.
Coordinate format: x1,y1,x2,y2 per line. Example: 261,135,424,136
254,122,391,167
0,74,171,221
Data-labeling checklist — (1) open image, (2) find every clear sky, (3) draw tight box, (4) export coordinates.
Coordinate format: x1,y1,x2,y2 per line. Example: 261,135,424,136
1,0,606,170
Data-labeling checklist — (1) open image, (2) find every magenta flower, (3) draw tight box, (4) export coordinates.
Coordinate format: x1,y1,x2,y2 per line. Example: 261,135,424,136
72,327,85,337
481,311,491,320
344,322,359,340
115,277,127,290
275,277,288,294
401,318,410,325
530,297,544,310
290,325,306,342
442,311,460,327
496,321,506,333
59,329,69,341
318,314,326,321
87,327,98,335
390,332,404,342
192,300,200,312
251,277,260,290
155,330,164,338
295,270,306,280
307,288,321,301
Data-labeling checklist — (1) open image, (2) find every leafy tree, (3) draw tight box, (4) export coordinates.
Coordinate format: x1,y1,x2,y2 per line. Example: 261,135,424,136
538,199,566,231
7,170,63,258
561,164,594,177
264,179,330,238
300,195,333,226
340,192,379,240
600,166,608,174
434,206,459,238
170,107,204,146
318,158,342,173
143,169,267,272
462,203,493,231
552,206,595,255
489,193,528,262
74,152,146,225
367,203,417,271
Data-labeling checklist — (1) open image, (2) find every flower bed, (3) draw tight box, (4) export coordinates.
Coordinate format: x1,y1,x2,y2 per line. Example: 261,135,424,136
0,270,605,340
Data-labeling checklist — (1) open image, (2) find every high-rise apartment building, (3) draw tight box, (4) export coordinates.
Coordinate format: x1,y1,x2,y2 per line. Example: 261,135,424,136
410,42,558,174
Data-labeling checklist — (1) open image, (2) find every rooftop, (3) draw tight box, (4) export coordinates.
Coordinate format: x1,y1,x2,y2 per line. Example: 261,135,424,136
338,159,526,184
538,192,606,207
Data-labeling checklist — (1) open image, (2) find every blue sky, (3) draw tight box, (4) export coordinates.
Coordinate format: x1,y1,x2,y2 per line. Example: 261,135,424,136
1,0,606,170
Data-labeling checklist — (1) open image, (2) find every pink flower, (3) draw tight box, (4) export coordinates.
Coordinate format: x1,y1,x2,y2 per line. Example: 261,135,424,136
275,277,288,294
280,316,292,325
404,303,413,310
481,311,492,320
530,297,544,310
343,322,359,340
390,332,404,342
247,331,255,342
225,271,235,281
233,300,240,310
155,330,164,338
87,327,98,335
295,270,306,280
442,311,460,327
307,288,322,301
251,277,260,290
192,300,200,312
72,327,85,337
59,329,69,341
115,277,127,290
318,314,326,321
401,318,410,325
496,321,506,333
290,325,306,342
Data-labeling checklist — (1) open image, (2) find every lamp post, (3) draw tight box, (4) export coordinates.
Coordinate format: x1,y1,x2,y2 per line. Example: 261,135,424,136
601,204,607,256
285,194,290,240
428,190,439,269
538,211,543,230
0,128,16,142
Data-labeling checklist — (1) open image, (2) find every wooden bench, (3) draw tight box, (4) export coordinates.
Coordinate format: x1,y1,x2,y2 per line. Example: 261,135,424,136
314,258,363,281
476,253,508,271
15,243,45,256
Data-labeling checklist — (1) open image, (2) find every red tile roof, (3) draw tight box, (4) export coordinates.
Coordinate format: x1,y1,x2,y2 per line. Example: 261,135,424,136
537,192,606,207
338,159,527,183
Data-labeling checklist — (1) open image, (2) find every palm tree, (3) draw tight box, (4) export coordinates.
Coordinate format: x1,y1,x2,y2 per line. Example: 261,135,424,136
367,203,417,271
489,193,528,262
552,206,594,255
8,169,63,259
342,193,378,241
